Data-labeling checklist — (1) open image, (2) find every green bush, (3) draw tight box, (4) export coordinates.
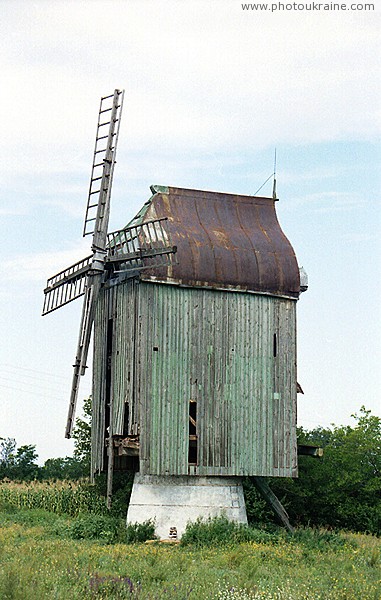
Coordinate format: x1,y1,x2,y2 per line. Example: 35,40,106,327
70,514,122,543
92,472,134,518
180,515,278,548
242,477,274,525
125,519,157,543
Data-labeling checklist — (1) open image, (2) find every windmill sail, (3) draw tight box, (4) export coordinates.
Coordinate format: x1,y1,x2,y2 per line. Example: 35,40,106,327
42,255,92,315
83,90,124,241
106,217,177,272
63,90,125,438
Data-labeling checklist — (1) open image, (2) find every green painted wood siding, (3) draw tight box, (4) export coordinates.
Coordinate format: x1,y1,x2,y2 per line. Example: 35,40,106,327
92,281,298,478
112,279,138,436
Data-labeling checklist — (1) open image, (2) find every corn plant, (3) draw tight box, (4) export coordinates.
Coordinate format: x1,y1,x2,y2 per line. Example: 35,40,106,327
0,480,106,517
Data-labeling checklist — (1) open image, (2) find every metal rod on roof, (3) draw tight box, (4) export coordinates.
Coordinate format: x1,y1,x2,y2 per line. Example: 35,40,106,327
272,148,277,199
253,173,273,196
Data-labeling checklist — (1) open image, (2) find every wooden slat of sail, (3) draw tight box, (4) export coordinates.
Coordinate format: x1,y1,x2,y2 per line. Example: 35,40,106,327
106,217,176,272
42,256,92,315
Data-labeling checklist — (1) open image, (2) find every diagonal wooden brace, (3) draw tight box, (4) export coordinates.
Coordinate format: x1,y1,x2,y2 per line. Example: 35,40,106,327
251,476,294,534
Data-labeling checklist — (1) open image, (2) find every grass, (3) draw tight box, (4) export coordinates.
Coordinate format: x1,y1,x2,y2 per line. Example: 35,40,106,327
0,504,380,599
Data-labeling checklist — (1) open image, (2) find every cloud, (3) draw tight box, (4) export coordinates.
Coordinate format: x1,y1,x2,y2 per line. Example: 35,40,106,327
0,205,28,217
0,1,379,187
3,240,91,284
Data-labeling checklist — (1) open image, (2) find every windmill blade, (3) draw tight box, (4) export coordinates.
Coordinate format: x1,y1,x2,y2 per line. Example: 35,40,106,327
106,217,177,272
65,273,102,438
65,89,124,437
42,89,125,439
83,89,124,243
42,255,92,315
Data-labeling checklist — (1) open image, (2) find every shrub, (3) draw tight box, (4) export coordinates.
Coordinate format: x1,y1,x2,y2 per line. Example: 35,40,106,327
125,519,157,543
70,514,122,543
180,515,278,548
271,407,381,535
242,478,274,525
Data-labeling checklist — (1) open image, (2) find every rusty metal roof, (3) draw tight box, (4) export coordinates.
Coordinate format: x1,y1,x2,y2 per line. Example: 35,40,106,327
135,185,300,298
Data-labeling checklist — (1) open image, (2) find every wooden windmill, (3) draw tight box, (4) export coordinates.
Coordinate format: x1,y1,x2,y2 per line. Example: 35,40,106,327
44,90,309,539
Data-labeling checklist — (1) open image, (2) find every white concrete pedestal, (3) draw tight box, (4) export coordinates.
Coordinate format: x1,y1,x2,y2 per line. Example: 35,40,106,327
126,474,248,540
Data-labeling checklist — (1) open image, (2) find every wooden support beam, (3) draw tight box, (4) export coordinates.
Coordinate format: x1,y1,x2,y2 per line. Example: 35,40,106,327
297,445,324,458
106,440,114,510
252,476,294,534
113,436,140,457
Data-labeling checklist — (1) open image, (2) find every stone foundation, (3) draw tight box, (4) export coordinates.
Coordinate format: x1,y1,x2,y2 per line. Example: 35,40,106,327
126,474,247,540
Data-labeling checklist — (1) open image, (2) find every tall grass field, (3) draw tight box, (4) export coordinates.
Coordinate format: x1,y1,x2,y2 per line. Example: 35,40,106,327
0,481,380,599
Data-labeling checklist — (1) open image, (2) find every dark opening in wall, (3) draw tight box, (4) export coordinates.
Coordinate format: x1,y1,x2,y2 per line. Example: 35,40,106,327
188,400,198,464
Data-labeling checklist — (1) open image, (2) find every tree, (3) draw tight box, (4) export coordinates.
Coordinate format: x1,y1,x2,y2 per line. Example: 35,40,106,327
71,395,92,473
0,437,16,478
0,437,16,466
41,456,87,480
1,396,93,482
12,445,39,480
0,439,39,481
39,397,93,480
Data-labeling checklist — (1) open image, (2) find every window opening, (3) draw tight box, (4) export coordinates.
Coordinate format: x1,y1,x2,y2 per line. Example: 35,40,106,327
188,400,198,465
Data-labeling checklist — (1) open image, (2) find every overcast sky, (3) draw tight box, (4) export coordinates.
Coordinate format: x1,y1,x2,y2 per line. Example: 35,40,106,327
1,0,380,463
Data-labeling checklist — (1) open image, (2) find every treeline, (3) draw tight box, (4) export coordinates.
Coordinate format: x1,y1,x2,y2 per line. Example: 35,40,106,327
1,404,380,535
0,438,88,481
0,396,91,482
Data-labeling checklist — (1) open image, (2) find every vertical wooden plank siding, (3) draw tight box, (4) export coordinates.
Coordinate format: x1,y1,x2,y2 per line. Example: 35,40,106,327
134,282,297,477
111,279,138,436
137,283,190,475
92,281,297,477
91,289,109,475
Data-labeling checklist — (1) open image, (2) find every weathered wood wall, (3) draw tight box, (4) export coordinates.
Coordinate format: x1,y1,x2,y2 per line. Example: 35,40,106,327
91,287,111,475
92,280,298,478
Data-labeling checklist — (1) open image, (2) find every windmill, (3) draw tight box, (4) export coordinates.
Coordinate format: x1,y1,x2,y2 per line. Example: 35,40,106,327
43,89,177,440
44,91,315,539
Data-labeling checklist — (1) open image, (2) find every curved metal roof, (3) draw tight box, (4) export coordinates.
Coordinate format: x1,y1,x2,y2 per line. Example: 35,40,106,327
137,185,301,298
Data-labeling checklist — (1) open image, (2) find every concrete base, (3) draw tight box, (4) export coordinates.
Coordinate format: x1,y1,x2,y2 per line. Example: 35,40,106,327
126,474,248,540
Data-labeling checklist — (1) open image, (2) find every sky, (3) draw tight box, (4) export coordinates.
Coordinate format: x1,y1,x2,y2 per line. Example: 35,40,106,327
1,0,380,464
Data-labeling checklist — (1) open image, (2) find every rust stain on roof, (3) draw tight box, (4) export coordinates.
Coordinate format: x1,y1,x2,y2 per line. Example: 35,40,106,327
139,186,300,298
